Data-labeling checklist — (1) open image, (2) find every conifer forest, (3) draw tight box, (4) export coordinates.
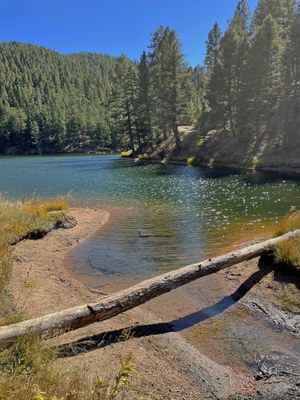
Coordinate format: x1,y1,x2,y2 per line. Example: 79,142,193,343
0,0,299,155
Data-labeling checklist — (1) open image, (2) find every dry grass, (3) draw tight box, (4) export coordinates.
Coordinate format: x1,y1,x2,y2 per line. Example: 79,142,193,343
281,284,300,313
0,197,135,400
0,196,69,324
273,209,300,268
275,237,300,269
272,209,300,313
0,333,134,400
0,197,68,245
273,209,300,237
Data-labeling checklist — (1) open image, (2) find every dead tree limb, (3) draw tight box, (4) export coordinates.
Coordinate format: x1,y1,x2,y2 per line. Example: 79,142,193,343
0,228,299,349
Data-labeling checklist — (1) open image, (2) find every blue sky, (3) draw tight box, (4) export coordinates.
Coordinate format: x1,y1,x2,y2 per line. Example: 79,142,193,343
0,0,257,66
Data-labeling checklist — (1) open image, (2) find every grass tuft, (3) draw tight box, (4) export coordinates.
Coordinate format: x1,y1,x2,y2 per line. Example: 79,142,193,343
0,196,135,400
271,209,300,312
275,237,300,269
0,334,135,400
281,284,300,313
273,209,300,269
0,196,69,323
273,209,300,237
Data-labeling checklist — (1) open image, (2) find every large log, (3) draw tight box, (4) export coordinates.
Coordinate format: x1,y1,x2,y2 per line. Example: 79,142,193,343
0,229,299,349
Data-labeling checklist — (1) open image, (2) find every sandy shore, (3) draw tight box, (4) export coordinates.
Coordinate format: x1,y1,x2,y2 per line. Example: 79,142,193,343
11,208,110,317
9,207,296,399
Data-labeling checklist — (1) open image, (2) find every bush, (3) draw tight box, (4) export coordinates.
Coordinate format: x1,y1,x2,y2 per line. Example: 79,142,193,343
187,156,199,166
251,156,261,169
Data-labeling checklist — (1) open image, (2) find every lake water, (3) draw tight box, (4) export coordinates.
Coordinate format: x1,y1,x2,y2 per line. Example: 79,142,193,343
1,154,299,278
1,154,300,373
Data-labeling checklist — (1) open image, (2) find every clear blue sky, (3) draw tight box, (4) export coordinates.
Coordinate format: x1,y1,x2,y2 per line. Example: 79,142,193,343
0,0,258,66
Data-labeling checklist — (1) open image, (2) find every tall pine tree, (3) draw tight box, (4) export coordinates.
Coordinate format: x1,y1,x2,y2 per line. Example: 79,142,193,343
148,26,186,149
110,55,139,153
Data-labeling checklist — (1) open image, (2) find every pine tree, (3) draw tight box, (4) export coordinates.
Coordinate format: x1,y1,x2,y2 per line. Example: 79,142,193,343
0,42,116,153
204,23,223,127
244,14,284,130
252,0,295,40
110,55,139,153
137,51,153,149
148,26,186,149
204,23,222,72
220,0,251,134
281,2,300,133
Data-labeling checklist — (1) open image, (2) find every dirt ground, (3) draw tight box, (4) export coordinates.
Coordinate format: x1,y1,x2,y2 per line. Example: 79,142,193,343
149,126,300,176
9,208,299,399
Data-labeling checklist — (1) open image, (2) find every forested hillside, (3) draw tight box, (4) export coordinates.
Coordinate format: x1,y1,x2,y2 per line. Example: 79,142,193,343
0,43,115,153
0,0,299,163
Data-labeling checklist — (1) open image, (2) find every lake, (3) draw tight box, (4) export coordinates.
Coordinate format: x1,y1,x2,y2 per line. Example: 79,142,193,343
1,154,299,279
1,154,300,373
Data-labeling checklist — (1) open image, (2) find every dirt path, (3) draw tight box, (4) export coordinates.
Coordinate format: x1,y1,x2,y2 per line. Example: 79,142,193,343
10,208,288,399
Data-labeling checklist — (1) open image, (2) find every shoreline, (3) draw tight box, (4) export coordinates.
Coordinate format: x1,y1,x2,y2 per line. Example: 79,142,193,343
11,207,111,318
2,150,299,177
9,206,300,399
135,156,300,177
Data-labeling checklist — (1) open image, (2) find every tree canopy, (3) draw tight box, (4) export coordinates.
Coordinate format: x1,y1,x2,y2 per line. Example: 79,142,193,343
0,0,298,155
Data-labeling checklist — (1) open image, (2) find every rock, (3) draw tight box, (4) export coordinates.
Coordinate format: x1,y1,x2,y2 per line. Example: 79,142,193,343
59,215,77,229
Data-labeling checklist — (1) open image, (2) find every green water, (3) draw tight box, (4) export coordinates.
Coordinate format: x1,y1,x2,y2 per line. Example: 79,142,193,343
1,154,299,277
1,154,300,374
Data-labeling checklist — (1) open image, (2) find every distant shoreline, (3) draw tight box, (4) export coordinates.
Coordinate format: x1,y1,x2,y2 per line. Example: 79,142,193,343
135,156,300,178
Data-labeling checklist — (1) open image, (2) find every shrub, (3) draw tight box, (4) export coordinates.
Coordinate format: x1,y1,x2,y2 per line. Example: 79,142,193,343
120,150,132,157
187,156,199,166
251,156,261,169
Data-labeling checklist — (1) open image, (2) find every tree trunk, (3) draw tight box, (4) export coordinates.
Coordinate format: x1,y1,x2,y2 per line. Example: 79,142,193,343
173,124,181,149
0,229,299,349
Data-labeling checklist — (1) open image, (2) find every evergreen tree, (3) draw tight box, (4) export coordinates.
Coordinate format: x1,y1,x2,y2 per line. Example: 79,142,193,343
252,0,295,40
281,2,300,134
244,14,283,130
137,51,153,149
204,23,223,127
219,0,251,134
110,55,139,153
148,26,186,149
204,23,222,72
0,42,115,153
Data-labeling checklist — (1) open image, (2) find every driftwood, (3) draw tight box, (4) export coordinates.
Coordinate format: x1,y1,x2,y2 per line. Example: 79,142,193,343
0,229,299,349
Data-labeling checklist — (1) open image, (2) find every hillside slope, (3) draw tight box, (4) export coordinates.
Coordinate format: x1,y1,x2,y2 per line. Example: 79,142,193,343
0,42,116,154
151,126,300,173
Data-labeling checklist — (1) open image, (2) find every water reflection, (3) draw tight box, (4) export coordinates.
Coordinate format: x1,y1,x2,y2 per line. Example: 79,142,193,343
0,154,299,374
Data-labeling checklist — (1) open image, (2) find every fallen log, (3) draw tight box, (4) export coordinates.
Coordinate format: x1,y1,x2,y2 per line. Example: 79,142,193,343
0,229,299,349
